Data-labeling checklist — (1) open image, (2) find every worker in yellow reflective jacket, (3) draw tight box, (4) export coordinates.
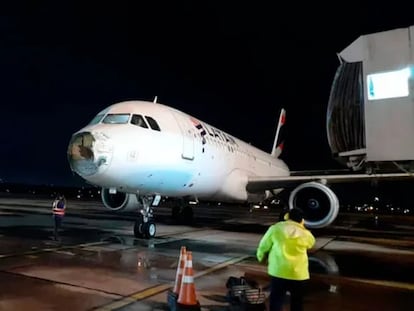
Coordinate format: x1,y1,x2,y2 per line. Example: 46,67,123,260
256,207,315,311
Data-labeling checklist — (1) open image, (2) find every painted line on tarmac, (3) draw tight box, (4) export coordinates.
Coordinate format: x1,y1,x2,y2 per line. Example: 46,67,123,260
313,273,414,291
94,254,251,311
350,278,414,291
94,284,172,311
194,254,251,278
0,240,108,259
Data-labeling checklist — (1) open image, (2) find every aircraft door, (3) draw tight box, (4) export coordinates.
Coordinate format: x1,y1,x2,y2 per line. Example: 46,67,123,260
173,112,194,160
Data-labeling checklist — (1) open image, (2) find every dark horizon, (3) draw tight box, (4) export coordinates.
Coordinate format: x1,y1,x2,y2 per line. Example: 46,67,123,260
1,179,413,216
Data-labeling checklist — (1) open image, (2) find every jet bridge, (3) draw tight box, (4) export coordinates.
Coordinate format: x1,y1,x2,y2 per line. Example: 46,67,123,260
327,25,414,172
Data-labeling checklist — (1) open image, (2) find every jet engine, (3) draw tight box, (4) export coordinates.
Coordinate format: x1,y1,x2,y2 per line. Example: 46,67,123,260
288,182,339,228
101,188,139,212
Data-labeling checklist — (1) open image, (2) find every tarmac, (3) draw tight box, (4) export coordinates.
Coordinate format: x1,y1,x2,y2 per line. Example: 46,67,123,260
0,196,413,310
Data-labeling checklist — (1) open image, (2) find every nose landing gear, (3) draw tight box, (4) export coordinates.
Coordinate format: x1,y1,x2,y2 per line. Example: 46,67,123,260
134,195,158,239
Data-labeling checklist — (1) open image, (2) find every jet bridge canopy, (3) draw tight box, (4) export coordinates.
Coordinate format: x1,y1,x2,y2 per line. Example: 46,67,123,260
327,25,414,172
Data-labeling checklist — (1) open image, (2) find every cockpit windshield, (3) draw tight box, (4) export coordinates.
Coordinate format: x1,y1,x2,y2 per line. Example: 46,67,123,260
102,114,130,124
88,114,105,125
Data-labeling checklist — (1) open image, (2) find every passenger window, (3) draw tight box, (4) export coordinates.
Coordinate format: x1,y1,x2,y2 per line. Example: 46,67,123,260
131,114,149,128
145,116,161,131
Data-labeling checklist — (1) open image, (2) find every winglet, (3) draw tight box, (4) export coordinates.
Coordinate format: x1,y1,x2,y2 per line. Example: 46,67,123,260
271,108,286,157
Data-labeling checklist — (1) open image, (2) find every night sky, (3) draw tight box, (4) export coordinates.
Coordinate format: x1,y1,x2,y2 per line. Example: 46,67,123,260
1,2,414,186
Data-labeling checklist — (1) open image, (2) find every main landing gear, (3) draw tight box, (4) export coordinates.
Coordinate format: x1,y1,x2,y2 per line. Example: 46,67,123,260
134,196,157,239
171,200,194,224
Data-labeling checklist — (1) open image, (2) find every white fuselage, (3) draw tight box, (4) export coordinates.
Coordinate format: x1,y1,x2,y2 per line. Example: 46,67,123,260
68,100,290,203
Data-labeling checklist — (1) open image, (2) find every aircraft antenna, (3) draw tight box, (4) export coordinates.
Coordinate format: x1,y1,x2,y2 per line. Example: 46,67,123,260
153,96,158,103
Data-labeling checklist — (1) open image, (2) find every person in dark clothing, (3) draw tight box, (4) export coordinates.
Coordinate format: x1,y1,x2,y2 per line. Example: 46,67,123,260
52,194,66,241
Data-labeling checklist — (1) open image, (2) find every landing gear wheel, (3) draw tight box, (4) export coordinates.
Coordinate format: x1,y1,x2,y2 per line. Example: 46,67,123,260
143,221,156,239
134,215,144,238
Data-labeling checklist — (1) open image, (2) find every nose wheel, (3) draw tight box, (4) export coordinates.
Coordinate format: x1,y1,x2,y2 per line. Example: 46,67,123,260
133,196,157,239
133,215,144,237
143,221,156,238
134,216,157,239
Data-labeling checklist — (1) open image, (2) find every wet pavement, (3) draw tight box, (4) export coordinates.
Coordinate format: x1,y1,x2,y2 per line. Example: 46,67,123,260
0,197,413,310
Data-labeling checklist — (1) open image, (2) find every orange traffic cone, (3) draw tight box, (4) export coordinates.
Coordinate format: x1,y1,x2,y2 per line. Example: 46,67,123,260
173,246,187,294
177,251,201,310
167,246,187,310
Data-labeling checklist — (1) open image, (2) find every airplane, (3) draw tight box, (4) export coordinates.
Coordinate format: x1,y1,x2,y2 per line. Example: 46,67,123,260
67,99,414,238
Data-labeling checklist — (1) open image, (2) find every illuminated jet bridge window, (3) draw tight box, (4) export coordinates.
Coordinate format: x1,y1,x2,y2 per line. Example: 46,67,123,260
131,114,149,128
88,114,105,125
145,116,161,131
102,114,130,124
367,67,411,100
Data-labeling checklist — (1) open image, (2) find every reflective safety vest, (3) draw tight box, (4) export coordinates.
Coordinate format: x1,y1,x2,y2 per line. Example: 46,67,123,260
52,199,66,216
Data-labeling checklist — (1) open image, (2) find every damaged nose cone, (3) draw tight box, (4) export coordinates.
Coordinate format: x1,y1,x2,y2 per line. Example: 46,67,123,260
67,132,113,176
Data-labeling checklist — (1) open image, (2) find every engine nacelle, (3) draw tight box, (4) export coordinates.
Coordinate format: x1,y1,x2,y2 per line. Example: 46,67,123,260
288,182,339,229
101,188,139,212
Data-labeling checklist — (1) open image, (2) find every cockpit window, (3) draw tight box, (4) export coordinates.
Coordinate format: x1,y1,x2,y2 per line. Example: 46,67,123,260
88,114,105,125
131,114,149,128
145,116,161,131
102,114,130,124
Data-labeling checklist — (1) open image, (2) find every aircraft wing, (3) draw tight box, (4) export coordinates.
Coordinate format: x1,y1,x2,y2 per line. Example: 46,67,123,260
246,172,414,193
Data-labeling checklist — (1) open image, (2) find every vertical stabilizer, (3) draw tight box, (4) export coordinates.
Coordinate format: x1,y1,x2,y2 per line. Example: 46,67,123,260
271,108,286,157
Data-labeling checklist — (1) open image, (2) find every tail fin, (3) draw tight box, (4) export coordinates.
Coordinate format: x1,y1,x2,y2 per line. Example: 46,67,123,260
271,108,286,157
